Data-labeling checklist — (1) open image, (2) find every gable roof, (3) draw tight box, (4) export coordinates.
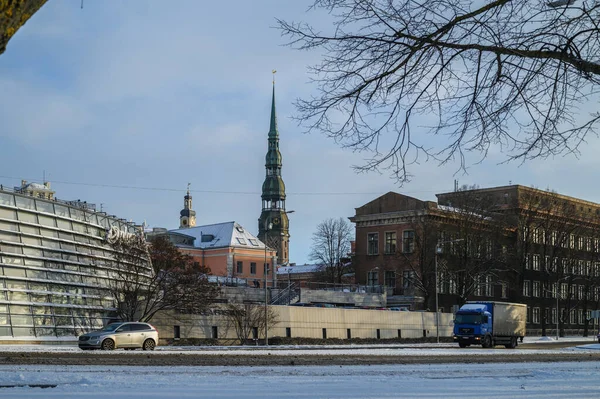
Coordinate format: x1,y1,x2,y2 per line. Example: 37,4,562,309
354,191,429,216
169,221,265,250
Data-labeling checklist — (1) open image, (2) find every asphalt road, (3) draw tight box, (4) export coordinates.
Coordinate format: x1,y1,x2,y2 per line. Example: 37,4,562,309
0,341,598,366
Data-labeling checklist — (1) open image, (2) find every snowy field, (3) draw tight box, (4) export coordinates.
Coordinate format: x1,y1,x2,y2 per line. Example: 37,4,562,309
0,362,599,398
0,337,599,357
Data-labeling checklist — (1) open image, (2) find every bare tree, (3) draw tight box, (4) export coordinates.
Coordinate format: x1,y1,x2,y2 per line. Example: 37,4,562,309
278,0,600,183
108,235,220,322
309,217,353,283
436,186,510,306
224,303,279,345
1,0,48,56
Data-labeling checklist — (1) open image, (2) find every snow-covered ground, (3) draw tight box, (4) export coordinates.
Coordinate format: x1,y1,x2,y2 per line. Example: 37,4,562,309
0,362,599,398
0,336,599,356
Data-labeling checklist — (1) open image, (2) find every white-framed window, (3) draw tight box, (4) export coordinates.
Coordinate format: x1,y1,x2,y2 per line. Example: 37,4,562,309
525,254,531,270
570,310,576,325
367,270,379,286
551,231,557,246
579,309,585,325
485,275,493,297
578,236,584,250
523,280,531,297
475,278,483,297
402,270,414,289
384,231,397,254
533,281,540,297
552,282,557,298
533,307,540,324
501,282,508,298
532,254,540,271
561,283,568,298
570,234,575,249
367,233,379,255
551,308,557,324
578,285,584,300
449,277,457,295
532,228,541,244
586,261,592,276
402,230,415,253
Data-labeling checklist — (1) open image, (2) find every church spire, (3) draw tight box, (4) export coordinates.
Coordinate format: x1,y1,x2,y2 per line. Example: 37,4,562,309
179,183,197,228
269,80,278,138
258,76,290,266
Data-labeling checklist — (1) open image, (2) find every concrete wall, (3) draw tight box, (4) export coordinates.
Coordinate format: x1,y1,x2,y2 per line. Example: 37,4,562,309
299,288,386,307
152,306,454,343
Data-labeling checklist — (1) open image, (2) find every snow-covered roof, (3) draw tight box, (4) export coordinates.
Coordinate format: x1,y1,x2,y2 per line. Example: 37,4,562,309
277,264,324,274
170,221,265,249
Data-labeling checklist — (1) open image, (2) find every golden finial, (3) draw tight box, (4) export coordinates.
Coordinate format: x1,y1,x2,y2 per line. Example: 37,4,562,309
272,69,277,84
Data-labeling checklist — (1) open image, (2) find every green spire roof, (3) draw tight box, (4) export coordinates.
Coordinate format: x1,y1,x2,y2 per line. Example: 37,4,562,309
269,83,278,138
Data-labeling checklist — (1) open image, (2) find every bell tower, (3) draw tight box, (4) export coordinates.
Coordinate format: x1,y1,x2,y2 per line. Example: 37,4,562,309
179,183,196,228
258,79,290,265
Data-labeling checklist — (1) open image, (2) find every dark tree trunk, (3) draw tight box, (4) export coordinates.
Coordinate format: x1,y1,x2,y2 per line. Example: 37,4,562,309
0,0,48,56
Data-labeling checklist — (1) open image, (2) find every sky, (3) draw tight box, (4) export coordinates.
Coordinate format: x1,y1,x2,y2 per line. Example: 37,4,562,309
1,1,600,265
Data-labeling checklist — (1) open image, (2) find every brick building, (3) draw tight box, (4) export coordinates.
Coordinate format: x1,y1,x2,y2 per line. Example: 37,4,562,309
351,185,600,335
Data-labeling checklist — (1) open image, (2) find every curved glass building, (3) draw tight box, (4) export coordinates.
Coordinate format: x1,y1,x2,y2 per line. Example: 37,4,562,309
0,181,147,340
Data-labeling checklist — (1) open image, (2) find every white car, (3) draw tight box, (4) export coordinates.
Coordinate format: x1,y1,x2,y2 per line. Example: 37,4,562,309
78,322,158,351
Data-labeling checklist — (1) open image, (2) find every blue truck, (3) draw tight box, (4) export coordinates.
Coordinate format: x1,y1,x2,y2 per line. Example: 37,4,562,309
453,301,526,349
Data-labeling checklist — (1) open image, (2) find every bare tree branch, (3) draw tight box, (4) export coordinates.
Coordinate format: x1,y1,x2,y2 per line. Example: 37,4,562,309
278,0,600,183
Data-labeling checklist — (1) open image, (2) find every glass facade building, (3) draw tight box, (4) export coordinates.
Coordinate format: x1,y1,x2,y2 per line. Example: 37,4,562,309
0,185,148,340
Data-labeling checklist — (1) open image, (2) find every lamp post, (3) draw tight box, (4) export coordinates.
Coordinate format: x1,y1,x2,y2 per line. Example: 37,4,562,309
263,210,294,346
435,245,442,344
264,221,272,346
434,239,463,344
555,275,570,341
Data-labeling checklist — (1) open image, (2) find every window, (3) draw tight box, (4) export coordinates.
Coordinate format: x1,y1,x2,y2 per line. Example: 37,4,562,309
384,232,396,254
523,280,530,297
579,309,585,325
264,263,270,275
367,233,379,255
367,270,379,286
532,254,540,271
250,262,256,275
501,282,508,298
384,271,396,288
248,239,259,246
533,281,540,297
551,308,557,324
570,310,576,325
236,237,247,245
174,325,180,340
560,283,569,299
402,230,415,253
525,254,531,270
236,261,243,274
402,270,414,288
533,308,540,324
483,275,492,297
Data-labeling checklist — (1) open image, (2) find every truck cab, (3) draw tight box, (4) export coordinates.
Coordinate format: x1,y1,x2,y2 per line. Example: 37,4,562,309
453,304,492,347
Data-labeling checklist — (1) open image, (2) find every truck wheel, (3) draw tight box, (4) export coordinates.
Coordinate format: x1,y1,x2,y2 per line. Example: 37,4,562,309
504,337,517,349
459,343,468,348
482,335,492,348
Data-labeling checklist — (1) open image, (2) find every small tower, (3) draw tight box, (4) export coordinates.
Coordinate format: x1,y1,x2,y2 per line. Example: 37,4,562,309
258,78,290,265
179,183,196,228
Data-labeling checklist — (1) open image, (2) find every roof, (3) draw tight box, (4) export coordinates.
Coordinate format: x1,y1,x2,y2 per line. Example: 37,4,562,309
170,221,266,250
277,264,324,275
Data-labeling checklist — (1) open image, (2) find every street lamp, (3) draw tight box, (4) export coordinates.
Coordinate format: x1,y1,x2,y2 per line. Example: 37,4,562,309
434,239,464,344
264,210,294,346
264,221,272,346
555,275,570,341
